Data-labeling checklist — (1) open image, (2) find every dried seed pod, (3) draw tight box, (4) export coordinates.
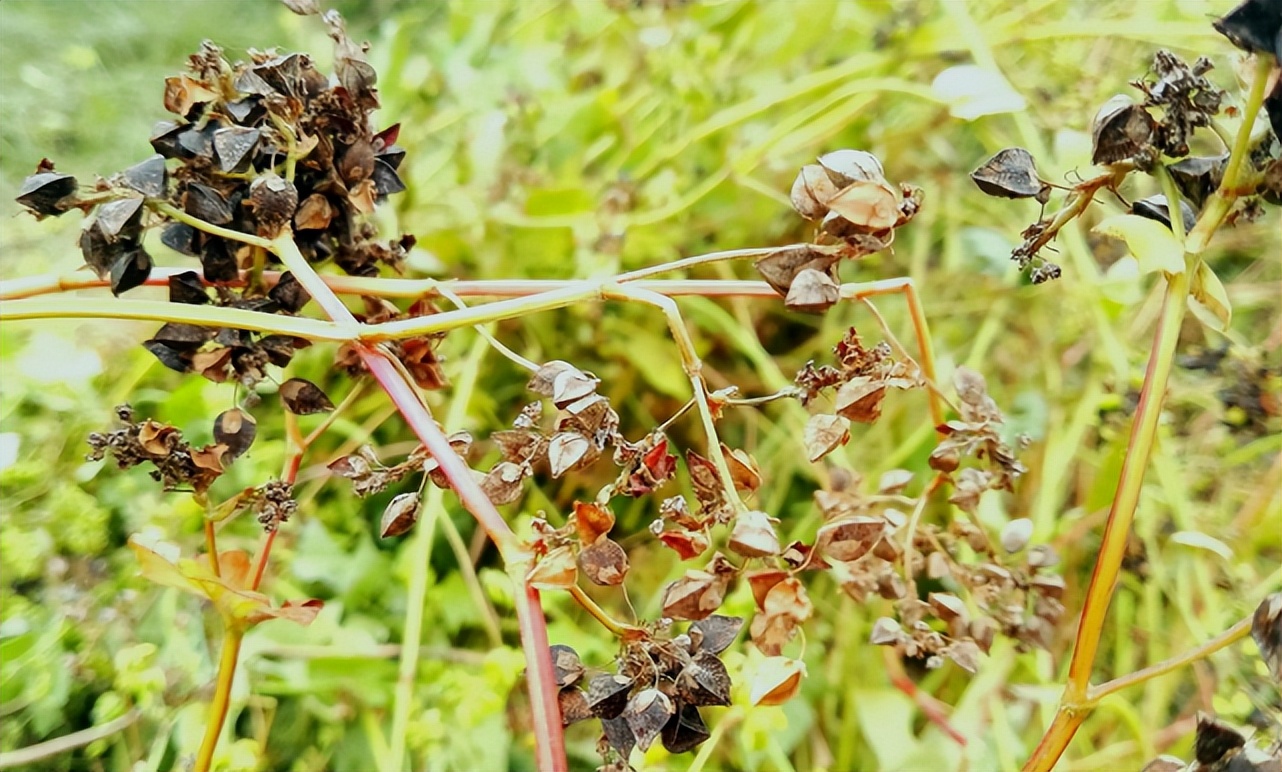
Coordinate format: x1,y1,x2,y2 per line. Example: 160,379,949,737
817,149,885,187
213,126,261,173
279,378,334,415
754,244,841,296
970,147,1049,201
624,688,674,752
213,408,257,461
688,615,743,655
557,688,593,726
186,183,234,225
834,376,887,423
578,537,629,586
816,516,884,562
825,179,901,232
660,704,710,754
1193,714,1246,766
16,171,78,217
1131,195,1197,233
946,640,981,674
548,432,592,478
109,247,153,296
249,174,299,238
585,674,633,719
481,461,527,505
120,155,168,199
526,545,578,590
1000,518,1034,553
573,501,615,545
1091,95,1157,166
1253,592,1281,682
802,413,850,462
790,163,841,220
168,271,210,305
1212,0,1282,55
550,644,585,689
379,492,420,538
661,569,727,621
749,657,806,706
785,268,840,314
371,158,406,197
869,616,904,645
96,198,145,242
294,193,334,231
729,510,780,558
268,271,311,313
1168,155,1227,208
199,237,240,283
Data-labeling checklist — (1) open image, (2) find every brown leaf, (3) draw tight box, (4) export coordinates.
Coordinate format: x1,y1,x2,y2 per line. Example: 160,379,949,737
834,377,887,423
578,538,629,586
803,414,850,462
279,378,335,415
379,492,420,538
526,545,578,590
729,510,780,558
749,657,806,706
573,501,615,545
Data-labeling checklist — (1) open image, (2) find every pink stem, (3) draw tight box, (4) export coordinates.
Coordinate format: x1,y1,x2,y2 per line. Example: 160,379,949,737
358,348,566,771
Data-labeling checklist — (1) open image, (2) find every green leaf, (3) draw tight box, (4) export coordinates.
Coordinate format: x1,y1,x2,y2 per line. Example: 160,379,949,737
1093,214,1185,275
1188,261,1232,332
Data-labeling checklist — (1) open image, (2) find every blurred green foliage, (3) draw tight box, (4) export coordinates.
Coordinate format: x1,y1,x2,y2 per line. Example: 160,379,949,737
1,1,1278,771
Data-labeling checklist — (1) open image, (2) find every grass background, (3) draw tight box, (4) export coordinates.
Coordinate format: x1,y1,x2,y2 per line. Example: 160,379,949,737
0,1,1278,770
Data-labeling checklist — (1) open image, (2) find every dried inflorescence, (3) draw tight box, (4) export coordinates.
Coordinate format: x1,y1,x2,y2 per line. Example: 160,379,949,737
755,150,923,313
973,39,1280,284
86,405,236,493
553,616,741,760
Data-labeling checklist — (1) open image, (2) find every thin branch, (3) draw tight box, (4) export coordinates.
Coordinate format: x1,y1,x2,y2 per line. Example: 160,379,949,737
1087,615,1253,703
0,710,141,769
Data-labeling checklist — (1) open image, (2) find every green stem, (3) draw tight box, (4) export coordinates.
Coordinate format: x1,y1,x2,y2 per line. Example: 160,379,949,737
149,202,272,250
194,628,244,772
0,297,347,340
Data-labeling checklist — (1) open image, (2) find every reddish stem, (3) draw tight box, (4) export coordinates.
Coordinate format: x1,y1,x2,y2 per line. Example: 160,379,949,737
358,347,567,771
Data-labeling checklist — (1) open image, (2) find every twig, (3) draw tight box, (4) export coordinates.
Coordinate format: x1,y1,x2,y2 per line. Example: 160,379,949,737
0,710,141,769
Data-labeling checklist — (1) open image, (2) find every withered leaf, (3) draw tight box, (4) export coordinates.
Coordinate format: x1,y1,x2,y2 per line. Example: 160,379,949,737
279,378,335,415
803,413,850,462
578,538,629,586
623,688,674,752
213,408,256,461
550,644,585,689
526,545,577,590
660,704,710,755
379,492,419,538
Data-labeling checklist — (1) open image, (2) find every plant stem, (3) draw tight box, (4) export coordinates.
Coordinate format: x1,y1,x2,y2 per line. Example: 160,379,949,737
0,710,141,769
194,628,244,772
149,202,272,250
1022,53,1273,772
1087,615,1252,702
0,297,346,340
568,585,645,638
269,232,360,329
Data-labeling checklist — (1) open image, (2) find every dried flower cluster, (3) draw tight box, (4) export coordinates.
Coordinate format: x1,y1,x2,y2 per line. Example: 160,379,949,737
755,150,923,313
972,17,1282,283
86,405,237,493
551,616,741,765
